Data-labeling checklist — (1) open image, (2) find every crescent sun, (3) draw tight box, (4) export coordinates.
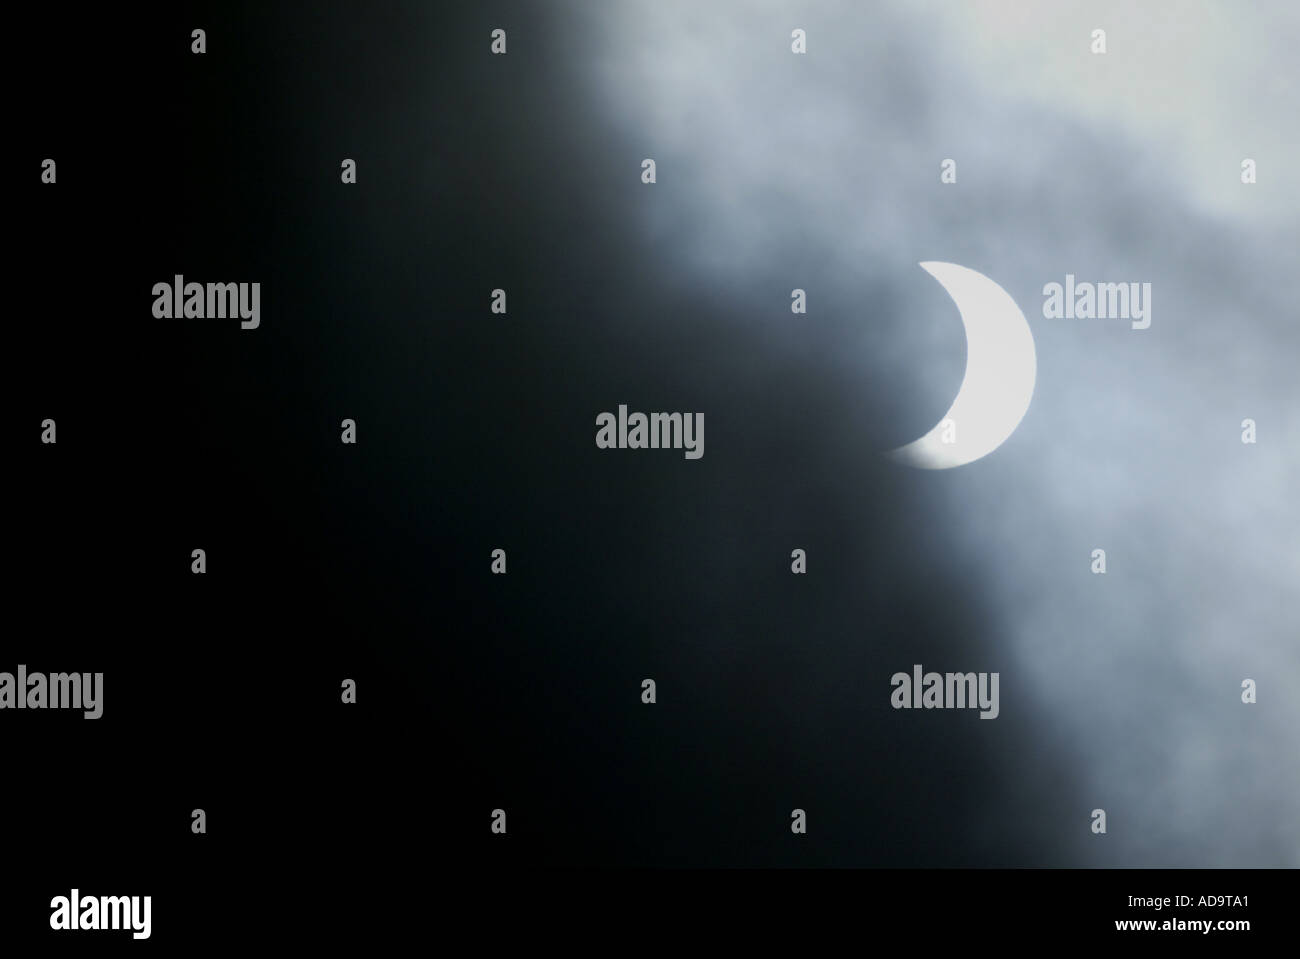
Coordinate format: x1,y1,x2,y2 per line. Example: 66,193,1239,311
885,262,1037,470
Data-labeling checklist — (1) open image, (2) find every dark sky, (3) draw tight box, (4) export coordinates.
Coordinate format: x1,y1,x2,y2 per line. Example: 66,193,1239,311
13,0,1297,887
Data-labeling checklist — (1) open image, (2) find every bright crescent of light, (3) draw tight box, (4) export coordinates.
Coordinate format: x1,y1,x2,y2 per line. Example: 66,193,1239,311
885,262,1037,469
